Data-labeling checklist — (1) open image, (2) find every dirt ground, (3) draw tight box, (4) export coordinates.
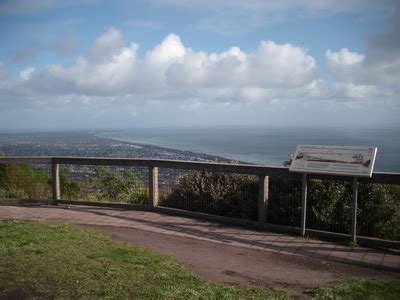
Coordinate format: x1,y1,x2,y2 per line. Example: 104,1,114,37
87,225,399,299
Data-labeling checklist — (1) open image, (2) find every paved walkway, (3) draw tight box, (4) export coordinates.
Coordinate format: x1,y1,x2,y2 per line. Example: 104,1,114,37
0,204,399,272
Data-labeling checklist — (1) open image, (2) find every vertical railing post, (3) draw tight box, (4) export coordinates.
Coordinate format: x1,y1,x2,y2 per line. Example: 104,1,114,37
51,161,60,205
351,176,359,243
149,165,159,208
300,173,308,236
258,175,269,223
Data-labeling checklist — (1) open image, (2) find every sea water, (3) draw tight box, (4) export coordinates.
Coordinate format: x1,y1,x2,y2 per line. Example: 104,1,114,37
97,126,400,172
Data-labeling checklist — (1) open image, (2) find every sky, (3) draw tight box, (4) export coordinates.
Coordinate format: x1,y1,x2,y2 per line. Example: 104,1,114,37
0,0,399,131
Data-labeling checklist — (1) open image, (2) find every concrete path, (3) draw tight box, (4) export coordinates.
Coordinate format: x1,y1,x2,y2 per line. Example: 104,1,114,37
0,204,399,272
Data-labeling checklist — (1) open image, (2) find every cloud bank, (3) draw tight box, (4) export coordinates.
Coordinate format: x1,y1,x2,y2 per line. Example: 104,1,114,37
0,25,398,131
3,27,397,111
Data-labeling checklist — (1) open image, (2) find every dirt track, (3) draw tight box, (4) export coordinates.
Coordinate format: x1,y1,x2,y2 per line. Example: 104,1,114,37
88,225,399,299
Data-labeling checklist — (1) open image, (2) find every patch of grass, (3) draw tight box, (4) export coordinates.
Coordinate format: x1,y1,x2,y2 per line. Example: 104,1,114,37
0,220,288,299
311,278,400,300
347,241,359,248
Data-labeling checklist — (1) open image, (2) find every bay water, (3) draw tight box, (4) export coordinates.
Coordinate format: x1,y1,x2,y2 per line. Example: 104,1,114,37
97,126,400,172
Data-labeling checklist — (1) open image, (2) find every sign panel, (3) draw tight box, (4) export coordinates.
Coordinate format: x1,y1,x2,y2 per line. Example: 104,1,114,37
289,145,377,177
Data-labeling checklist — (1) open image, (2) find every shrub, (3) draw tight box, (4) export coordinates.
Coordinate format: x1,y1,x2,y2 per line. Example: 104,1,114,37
84,167,149,204
267,177,303,227
162,168,399,240
0,188,29,199
59,167,80,200
161,171,259,220
0,164,51,199
357,183,399,240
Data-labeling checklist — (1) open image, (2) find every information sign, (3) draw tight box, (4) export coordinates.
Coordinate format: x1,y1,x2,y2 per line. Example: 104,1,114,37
289,145,377,177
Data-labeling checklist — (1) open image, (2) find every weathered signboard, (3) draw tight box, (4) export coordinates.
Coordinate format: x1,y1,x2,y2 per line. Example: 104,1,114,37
289,145,377,177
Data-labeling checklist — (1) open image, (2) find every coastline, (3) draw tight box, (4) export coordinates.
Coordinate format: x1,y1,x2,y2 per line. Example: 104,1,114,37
94,132,269,166
2,128,400,172
93,127,400,172
96,135,236,164
0,131,236,164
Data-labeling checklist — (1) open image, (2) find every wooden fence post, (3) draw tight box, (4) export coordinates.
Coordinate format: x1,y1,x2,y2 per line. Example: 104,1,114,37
51,162,60,205
258,175,269,223
149,165,159,207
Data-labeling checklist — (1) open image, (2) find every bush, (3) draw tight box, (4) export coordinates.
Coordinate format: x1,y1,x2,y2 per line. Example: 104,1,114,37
0,164,51,199
0,164,80,201
83,167,149,204
59,167,80,200
267,177,302,227
357,183,399,240
0,188,29,199
161,171,259,221
0,163,148,205
306,179,353,233
162,168,399,240
0,158,398,240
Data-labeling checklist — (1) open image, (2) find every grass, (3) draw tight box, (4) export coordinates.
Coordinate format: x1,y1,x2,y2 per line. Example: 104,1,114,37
0,220,287,299
310,278,400,300
1,220,399,299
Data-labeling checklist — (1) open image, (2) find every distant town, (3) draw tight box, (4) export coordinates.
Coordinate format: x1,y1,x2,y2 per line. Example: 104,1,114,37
0,132,232,186
0,132,229,162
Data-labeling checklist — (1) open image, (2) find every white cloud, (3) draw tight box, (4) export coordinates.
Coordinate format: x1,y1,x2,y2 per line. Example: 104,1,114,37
326,48,365,81
88,27,125,62
330,83,381,100
326,47,400,88
167,40,316,89
4,30,316,102
0,28,397,116
20,67,35,80
248,41,316,87
325,7,400,89
146,34,186,65
326,48,365,66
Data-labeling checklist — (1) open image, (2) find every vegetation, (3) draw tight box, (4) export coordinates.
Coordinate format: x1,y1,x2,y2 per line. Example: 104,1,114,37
59,167,80,199
0,153,398,240
1,220,399,299
84,166,149,204
311,278,400,300
162,170,399,240
0,220,287,299
0,162,148,205
161,171,259,220
0,164,51,200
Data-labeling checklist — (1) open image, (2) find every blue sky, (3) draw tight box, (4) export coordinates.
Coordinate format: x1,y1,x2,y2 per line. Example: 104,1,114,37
0,0,399,130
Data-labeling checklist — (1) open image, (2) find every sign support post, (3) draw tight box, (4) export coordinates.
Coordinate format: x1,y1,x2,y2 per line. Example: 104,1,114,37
300,173,308,236
351,176,359,243
289,145,377,241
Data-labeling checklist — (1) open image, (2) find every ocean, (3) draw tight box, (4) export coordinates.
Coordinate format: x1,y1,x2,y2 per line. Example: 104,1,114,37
96,126,400,172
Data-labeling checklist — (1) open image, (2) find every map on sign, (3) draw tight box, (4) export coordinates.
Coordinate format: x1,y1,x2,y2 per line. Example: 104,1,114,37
289,145,377,177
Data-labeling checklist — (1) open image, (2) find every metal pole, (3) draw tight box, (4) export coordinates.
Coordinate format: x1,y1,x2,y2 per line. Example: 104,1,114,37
258,175,269,223
300,173,308,236
351,176,359,243
51,162,60,205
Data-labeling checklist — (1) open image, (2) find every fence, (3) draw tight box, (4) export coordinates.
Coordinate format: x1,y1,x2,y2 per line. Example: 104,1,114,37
0,156,399,247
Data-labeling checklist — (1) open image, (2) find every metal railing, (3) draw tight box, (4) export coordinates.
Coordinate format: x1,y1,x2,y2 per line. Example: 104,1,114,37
1,156,399,247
